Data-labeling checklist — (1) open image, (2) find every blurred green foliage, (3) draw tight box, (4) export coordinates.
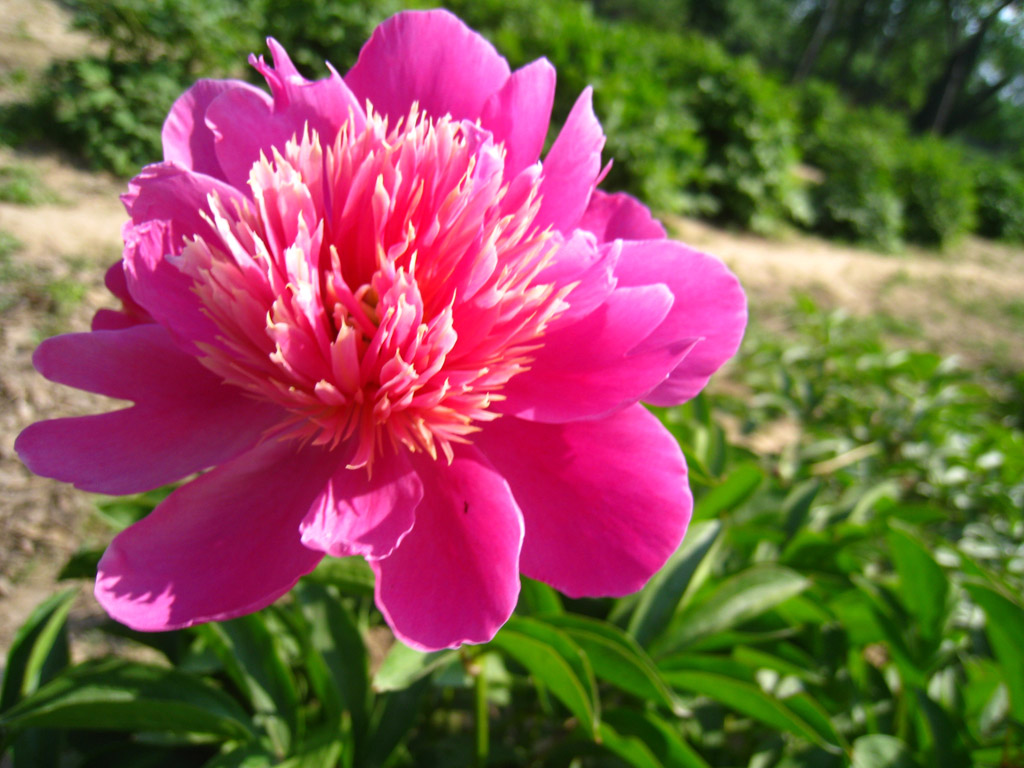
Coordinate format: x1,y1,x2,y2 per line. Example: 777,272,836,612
4,0,1018,249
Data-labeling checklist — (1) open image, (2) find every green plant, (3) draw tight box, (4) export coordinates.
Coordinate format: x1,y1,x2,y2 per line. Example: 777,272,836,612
897,136,976,248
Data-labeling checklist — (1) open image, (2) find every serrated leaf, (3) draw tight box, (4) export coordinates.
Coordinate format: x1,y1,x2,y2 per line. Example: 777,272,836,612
544,614,685,714
489,616,599,738
0,659,253,740
628,521,721,648
656,565,810,655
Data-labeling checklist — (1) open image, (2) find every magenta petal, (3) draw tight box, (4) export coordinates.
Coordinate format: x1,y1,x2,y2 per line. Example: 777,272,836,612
371,449,523,651
579,190,667,242
480,58,556,177
15,325,283,494
300,448,422,560
499,284,690,422
475,405,691,597
535,88,605,233
345,10,511,124
122,164,244,352
614,240,747,406
95,440,340,631
206,40,365,191
162,78,265,180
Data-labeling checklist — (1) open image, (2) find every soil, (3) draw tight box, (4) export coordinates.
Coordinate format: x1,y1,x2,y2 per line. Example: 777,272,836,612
0,0,1021,665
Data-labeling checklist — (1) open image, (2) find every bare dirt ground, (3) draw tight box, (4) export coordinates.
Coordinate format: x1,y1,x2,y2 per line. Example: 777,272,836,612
0,0,1021,662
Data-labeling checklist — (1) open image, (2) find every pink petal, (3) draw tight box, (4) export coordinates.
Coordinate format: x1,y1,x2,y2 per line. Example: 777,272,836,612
475,405,691,597
345,10,511,124
92,260,152,330
206,40,365,191
480,58,556,177
162,78,266,181
614,240,747,406
578,190,667,242
499,284,694,422
535,88,605,233
95,439,340,631
371,449,523,651
300,448,422,560
122,164,244,352
15,325,283,494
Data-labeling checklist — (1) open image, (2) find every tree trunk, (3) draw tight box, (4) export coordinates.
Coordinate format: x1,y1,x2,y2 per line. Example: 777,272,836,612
793,0,842,83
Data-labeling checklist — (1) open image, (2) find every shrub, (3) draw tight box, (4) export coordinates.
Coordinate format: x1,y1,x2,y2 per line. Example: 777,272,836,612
972,157,1024,243
802,106,904,250
896,135,976,247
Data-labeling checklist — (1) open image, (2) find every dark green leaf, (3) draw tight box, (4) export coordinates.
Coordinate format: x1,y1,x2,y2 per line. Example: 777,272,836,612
663,670,841,751
373,643,457,692
1,588,76,712
656,565,810,654
517,576,563,616
489,616,599,737
295,582,369,734
963,583,1024,722
0,658,254,740
545,614,685,714
628,521,721,648
364,677,429,768
693,463,763,520
304,557,375,596
887,526,949,649
57,548,103,580
603,709,711,768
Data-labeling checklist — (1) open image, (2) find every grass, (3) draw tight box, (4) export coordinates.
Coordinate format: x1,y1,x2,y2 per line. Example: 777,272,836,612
0,162,58,205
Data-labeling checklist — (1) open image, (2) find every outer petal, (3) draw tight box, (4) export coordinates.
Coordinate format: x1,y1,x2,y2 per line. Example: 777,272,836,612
535,88,605,233
345,10,511,124
475,405,691,597
499,284,696,422
299,448,423,560
162,78,267,180
15,325,283,494
614,240,747,406
371,448,523,651
480,58,556,177
92,260,153,330
121,164,245,353
95,439,340,631
207,40,366,191
579,190,667,242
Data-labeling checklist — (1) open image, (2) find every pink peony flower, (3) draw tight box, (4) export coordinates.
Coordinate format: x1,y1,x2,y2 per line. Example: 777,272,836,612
16,10,746,651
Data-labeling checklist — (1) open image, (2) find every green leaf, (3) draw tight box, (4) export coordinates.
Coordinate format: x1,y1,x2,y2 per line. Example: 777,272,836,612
594,721,663,768
364,678,429,768
963,583,1024,722
57,548,103,580
628,521,721,648
887,526,949,649
693,463,763,520
0,658,254,740
656,565,810,655
663,670,842,751
517,576,563,616
373,643,457,692
489,616,600,738
304,557,375,595
781,480,820,539
544,614,685,715
294,582,369,735
851,734,919,768
202,743,276,768
603,709,711,768
1,588,76,712
198,613,298,753
732,646,824,686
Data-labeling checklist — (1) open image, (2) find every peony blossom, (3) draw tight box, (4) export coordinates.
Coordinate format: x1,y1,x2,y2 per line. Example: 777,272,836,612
16,10,746,651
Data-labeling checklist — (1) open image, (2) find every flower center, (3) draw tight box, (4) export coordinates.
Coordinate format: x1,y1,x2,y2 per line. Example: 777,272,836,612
178,108,568,468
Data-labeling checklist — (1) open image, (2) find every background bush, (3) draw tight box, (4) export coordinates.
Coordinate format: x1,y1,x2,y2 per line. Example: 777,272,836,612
896,135,977,248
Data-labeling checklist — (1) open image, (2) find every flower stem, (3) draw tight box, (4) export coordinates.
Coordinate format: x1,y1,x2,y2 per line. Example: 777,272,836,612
474,658,489,768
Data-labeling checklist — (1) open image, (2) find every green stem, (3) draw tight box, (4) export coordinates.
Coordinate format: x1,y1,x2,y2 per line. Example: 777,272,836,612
474,658,489,768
